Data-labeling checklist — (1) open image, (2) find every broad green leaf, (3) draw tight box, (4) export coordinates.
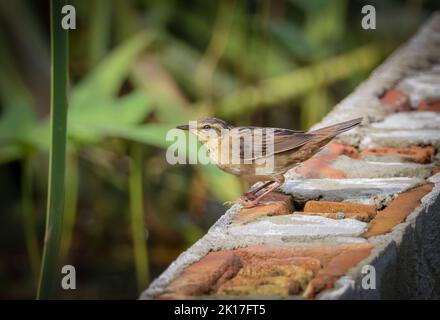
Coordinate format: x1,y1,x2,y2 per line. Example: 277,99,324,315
68,91,153,144
98,123,172,148
70,31,154,107
0,104,37,142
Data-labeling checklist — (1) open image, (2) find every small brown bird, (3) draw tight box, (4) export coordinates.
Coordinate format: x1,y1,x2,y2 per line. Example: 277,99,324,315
177,117,362,208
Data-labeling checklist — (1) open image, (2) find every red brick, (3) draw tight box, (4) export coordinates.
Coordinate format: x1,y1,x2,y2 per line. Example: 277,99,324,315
363,184,434,238
217,259,316,296
295,143,361,179
296,158,347,179
317,143,360,161
159,251,241,299
234,192,292,224
418,98,440,112
380,89,412,112
303,246,373,299
235,243,372,267
362,146,435,164
159,243,375,298
432,158,440,176
303,201,377,221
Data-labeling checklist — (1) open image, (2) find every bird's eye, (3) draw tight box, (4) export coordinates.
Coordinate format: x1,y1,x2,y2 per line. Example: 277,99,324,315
202,125,211,130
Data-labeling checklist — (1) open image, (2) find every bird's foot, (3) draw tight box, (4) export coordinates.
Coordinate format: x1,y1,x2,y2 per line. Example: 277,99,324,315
242,199,261,208
224,194,257,207
237,197,261,208
239,192,257,202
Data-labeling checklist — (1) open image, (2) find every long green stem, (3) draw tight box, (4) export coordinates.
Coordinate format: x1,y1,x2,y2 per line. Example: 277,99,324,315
88,0,111,67
60,153,78,265
37,0,69,299
22,156,41,287
129,143,149,291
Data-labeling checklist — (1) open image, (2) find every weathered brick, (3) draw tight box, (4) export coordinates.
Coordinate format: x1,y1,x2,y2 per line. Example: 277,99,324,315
159,251,241,299
304,201,376,221
363,184,434,238
295,143,361,179
418,98,440,112
303,245,373,299
234,192,292,224
217,261,314,296
235,243,372,267
362,146,435,164
318,143,360,161
432,158,440,176
380,89,412,112
159,243,375,299
296,158,347,179
296,211,372,222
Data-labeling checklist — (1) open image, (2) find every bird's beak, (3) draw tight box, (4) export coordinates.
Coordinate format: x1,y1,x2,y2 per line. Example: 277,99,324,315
176,124,189,130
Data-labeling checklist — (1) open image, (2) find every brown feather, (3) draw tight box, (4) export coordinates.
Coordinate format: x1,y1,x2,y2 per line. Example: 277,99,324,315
233,127,314,161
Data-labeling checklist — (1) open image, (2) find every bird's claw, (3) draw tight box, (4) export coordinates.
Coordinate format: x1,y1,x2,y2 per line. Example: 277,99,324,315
237,197,261,208
240,192,257,201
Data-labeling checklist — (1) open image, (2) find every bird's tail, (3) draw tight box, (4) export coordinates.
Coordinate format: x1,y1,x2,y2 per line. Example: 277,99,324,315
308,117,362,137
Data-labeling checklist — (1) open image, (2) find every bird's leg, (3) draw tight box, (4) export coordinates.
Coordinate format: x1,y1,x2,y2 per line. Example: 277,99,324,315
242,181,282,208
240,181,274,201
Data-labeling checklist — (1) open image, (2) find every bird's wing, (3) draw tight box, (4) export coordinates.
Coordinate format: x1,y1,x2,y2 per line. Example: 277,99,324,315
229,127,314,161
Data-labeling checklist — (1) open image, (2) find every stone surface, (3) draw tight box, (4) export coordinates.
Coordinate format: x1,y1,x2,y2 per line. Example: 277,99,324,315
360,129,440,149
227,214,368,240
379,89,412,112
362,146,435,164
234,193,292,224
369,111,440,130
282,177,423,207
363,183,434,238
329,156,433,179
397,66,440,107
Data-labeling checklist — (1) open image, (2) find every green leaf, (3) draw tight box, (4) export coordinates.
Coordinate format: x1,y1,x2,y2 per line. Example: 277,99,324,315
101,123,173,148
0,104,37,142
68,91,153,144
70,31,154,107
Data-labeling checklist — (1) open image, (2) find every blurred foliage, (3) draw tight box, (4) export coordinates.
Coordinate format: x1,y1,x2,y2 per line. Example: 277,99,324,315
0,0,437,299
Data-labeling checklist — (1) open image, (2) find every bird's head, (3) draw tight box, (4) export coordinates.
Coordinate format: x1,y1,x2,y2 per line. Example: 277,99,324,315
176,117,233,144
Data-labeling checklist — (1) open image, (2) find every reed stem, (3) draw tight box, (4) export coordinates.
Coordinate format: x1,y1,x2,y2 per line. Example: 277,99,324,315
129,142,150,291
37,0,69,299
